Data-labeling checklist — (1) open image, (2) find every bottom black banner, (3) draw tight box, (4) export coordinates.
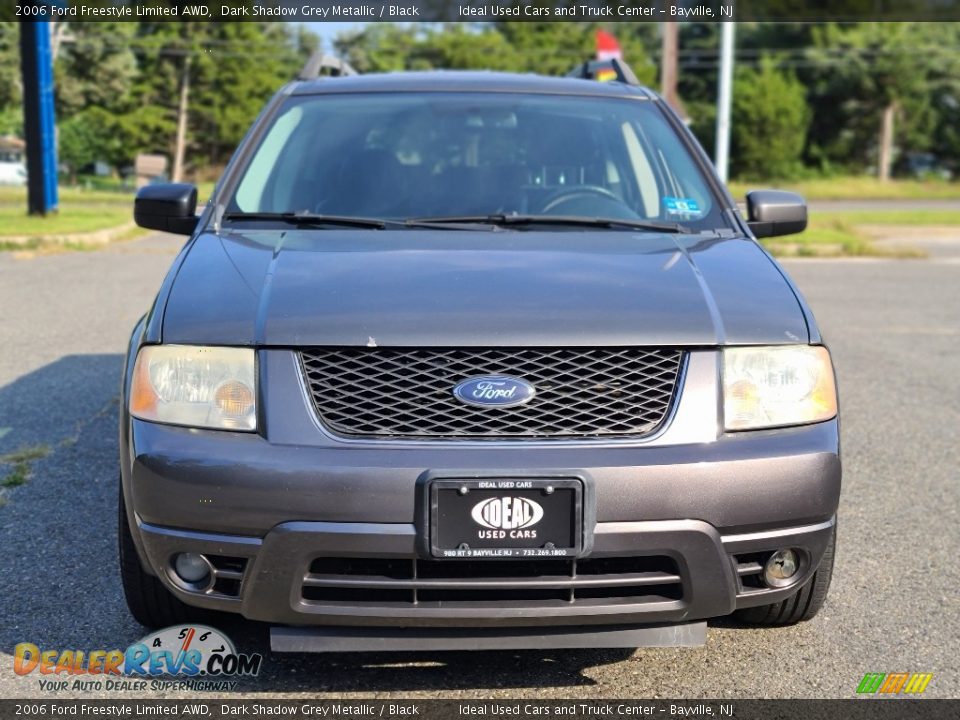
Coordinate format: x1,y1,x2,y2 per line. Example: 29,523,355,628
0,700,956,720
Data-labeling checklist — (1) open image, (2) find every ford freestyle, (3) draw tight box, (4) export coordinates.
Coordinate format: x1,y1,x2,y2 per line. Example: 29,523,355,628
119,59,839,651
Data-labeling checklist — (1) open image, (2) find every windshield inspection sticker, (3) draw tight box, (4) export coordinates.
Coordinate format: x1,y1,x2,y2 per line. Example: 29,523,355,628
664,196,701,215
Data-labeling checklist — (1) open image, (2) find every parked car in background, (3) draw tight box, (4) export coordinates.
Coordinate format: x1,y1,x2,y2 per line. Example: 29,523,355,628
0,160,27,186
119,58,840,652
896,151,953,181
0,136,27,186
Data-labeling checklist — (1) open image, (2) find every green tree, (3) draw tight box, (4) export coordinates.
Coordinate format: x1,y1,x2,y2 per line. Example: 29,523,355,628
498,22,656,82
334,24,435,72
121,21,309,173
335,23,656,84
189,22,303,168
54,23,138,117
58,108,122,178
806,23,932,179
0,22,20,111
731,57,810,180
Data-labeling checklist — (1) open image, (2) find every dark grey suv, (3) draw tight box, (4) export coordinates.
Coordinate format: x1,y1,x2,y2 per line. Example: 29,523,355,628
119,60,839,651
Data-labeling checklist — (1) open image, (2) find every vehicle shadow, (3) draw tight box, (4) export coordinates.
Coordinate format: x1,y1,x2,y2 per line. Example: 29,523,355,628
0,355,144,660
0,354,636,693
219,615,637,692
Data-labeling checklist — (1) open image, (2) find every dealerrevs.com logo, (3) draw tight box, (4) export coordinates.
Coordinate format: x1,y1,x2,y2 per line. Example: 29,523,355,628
13,625,262,692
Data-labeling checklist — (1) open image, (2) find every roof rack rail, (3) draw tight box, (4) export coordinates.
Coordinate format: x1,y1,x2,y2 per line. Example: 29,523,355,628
566,58,641,86
298,53,358,81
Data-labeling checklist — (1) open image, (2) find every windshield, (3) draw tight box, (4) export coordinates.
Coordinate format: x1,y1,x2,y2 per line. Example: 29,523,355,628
228,92,727,231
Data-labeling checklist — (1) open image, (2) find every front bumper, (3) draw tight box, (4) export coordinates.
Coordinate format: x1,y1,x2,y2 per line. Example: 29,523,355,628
135,514,836,628
121,349,841,629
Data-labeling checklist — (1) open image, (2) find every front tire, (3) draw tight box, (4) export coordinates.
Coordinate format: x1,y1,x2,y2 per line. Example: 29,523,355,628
118,484,209,628
734,523,836,626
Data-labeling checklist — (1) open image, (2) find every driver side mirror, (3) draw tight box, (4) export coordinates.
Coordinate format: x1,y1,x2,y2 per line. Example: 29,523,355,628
134,183,199,236
745,190,807,238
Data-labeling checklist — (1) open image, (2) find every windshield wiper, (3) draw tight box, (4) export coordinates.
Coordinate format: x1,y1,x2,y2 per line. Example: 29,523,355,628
222,211,398,230
222,212,693,233
406,214,692,233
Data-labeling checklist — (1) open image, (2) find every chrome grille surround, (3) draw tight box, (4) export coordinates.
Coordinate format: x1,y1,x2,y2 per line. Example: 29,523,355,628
300,347,685,440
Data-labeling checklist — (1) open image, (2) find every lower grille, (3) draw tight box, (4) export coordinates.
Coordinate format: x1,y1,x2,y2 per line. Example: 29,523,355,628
301,556,683,606
207,555,248,598
300,347,685,440
733,551,770,591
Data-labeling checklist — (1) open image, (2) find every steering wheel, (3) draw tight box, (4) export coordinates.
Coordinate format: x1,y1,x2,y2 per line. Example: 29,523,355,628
541,185,625,214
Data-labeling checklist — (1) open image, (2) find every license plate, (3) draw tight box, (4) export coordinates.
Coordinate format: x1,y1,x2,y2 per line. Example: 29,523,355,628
430,478,582,559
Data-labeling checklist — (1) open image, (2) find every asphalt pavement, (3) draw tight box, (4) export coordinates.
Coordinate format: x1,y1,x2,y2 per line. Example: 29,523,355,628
0,232,957,700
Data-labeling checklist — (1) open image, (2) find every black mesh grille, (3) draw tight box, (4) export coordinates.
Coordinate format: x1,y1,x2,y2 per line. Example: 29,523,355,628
299,347,685,440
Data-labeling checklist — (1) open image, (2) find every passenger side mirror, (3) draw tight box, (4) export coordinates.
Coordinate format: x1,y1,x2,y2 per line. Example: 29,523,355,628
745,190,807,238
134,183,199,236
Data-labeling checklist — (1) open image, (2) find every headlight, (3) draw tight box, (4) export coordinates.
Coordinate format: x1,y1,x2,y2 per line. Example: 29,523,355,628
129,345,256,431
723,345,837,431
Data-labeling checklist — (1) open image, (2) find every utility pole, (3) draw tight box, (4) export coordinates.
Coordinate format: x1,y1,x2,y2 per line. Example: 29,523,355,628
171,53,191,183
715,20,735,184
659,4,689,121
878,101,897,182
50,21,73,61
660,20,680,112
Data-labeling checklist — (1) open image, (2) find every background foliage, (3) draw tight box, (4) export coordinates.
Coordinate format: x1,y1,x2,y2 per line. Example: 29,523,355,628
0,20,957,182
731,58,810,180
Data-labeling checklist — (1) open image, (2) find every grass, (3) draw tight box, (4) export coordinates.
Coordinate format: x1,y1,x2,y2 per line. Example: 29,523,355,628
1,445,53,464
0,204,132,238
196,181,216,200
728,176,959,201
0,186,132,239
0,444,51,490
813,209,960,225
0,182,214,243
761,208,960,258
0,227,147,255
0,185,132,205
765,217,893,258
65,176,217,199
2,465,30,488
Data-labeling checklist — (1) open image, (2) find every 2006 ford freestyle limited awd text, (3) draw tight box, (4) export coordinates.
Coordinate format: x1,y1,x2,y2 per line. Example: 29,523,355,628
119,59,839,651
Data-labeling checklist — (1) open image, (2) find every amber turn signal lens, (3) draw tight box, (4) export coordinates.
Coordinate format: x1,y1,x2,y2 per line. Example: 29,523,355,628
129,352,159,416
214,381,255,418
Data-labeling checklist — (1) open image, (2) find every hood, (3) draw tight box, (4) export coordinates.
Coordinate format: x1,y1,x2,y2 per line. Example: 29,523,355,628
160,229,809,347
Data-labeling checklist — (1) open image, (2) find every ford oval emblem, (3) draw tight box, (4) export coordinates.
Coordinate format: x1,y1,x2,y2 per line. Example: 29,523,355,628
453,376,536,408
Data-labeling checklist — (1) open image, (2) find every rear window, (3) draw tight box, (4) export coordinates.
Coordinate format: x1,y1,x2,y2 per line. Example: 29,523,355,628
230,92,727,231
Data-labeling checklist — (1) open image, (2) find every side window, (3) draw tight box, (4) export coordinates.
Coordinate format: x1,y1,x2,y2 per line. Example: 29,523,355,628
235,106,303,212
621,122,660,218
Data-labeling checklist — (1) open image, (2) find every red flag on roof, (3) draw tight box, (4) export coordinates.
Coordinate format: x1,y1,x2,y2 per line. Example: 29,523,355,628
596,30,622,61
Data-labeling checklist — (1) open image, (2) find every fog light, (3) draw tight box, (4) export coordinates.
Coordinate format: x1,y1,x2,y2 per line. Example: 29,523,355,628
173,553,212,586
764,549,800,587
